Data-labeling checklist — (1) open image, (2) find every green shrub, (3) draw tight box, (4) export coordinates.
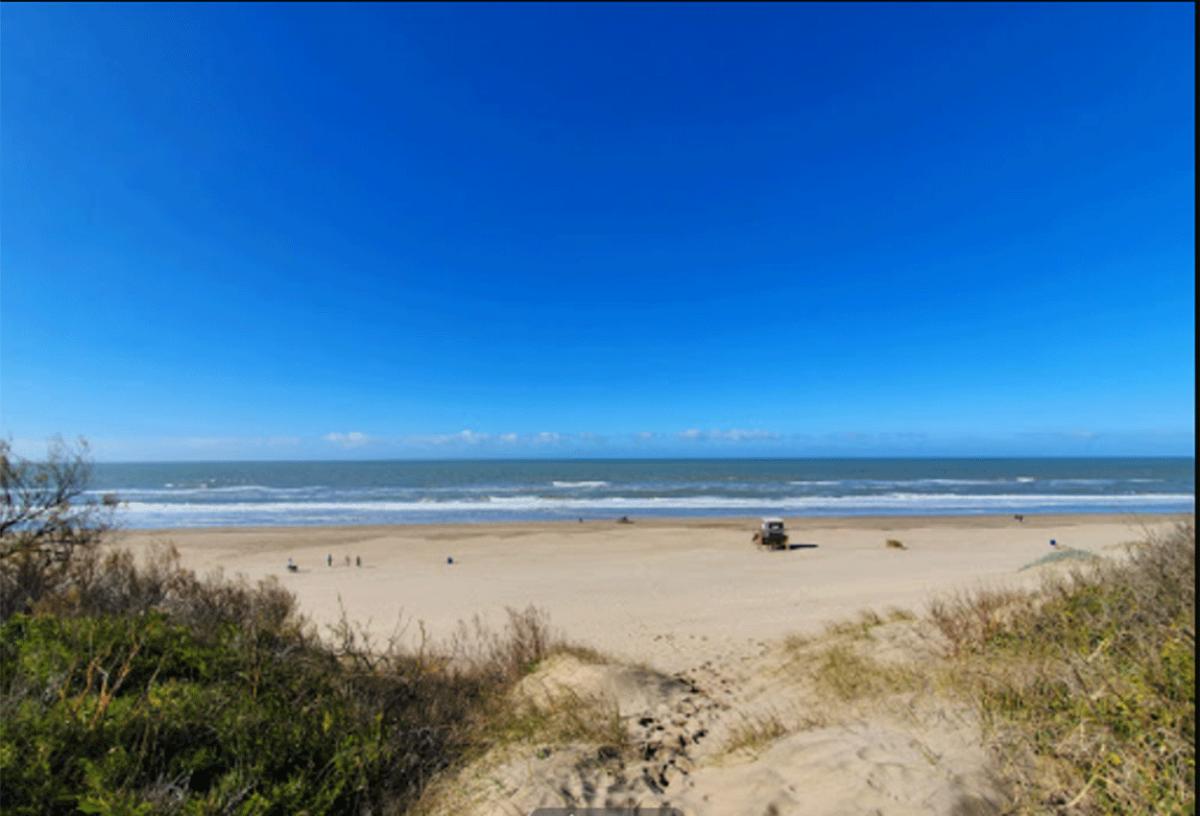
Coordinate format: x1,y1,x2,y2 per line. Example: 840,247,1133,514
938,523,1195,814
0,607,506,815
0,441,565,814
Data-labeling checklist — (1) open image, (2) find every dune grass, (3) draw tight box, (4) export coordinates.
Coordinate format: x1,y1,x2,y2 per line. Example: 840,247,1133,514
810,643,924,702
789,523,1194,814
932,523,1195,813
723,712,790,756
823,608,886,639
487,687,629,756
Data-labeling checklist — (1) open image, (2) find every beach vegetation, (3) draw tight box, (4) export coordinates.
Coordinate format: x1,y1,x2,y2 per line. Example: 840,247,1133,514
485,686,628,757
885,606,917,622
722,711,790,756
823,608,886,639
0,441,578,815
937,522,1195,813
810,643,924,701
0,438,118,619
793,523,1194,812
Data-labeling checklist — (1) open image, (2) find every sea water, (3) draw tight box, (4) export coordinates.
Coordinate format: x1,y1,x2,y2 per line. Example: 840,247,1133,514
88,458,1195,528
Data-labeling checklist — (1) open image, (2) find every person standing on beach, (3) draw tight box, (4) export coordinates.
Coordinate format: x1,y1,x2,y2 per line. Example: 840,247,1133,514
326,553,332,567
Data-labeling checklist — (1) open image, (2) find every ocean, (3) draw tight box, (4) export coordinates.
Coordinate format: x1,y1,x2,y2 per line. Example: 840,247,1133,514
89,458,1195,529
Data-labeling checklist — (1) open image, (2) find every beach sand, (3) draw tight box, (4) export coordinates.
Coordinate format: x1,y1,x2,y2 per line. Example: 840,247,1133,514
119,514,1186,814
118,513,1179,672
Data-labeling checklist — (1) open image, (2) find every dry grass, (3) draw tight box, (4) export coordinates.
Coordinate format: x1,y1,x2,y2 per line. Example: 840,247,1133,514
824,608,886,639
723,711,790,755
935,522,1195,813
783,632,813,652
811,643,924,702
786,523,1194,813
487,687,629,755
928,586,1028,658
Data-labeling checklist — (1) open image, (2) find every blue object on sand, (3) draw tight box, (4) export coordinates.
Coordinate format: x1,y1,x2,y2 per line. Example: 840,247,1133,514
447,556,454,565
1050,539,1057,547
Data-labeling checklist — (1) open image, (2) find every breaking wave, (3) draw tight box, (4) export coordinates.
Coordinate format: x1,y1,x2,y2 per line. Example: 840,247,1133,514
113,492,1195,528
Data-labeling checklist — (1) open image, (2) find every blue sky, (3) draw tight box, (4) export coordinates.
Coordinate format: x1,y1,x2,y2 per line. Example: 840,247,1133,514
1,3,1194,460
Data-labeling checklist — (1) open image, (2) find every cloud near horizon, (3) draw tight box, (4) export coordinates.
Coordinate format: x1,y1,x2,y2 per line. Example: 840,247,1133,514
678,428,780,442
6,426,1193,462
323,431,369,449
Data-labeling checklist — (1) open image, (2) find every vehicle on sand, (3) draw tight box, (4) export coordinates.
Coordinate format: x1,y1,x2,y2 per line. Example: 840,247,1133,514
753,517,789,550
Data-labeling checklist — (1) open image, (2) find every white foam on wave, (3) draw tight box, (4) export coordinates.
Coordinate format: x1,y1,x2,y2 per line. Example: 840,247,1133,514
88,484,327,497
551,481,610,488
792,478,1039,487
116,492,1196,520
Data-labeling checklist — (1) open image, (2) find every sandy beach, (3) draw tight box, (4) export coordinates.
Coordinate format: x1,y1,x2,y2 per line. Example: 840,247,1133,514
118,513,1183,673
115,513,1191,813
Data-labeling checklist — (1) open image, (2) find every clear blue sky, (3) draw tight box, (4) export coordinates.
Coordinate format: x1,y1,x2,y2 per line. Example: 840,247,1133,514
1,3,1194,460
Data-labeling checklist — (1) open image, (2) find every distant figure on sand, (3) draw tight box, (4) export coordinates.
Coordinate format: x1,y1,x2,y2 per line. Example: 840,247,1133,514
618,515,633,524
326,553,332,567
447,556,454,565
344,555,351,567
286,557,297,573
1014,514,1024,522
355,555,361,567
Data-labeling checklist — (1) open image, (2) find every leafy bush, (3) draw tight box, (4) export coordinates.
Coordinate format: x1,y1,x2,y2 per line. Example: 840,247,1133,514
0,441,560,815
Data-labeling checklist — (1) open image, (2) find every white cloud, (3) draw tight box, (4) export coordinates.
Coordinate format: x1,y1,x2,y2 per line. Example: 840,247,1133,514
174,435,303,450
676,428,779,442
719,428,779,442
323,431,369,448
406,429,492,446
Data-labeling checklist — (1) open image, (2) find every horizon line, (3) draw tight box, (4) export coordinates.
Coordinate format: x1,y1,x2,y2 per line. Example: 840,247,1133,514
85,453,1199,466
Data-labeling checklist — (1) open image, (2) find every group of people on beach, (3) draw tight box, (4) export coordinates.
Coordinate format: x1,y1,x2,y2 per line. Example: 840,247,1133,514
286,554,362,572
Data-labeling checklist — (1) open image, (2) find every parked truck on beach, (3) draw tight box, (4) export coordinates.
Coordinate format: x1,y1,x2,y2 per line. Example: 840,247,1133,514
753,517,789,550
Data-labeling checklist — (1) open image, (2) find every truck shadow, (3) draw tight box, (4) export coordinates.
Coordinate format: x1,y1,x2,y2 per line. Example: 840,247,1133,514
787,542,820,550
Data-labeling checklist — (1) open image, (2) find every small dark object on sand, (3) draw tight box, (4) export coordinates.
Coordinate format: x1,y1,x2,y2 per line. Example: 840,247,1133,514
885,538,907,550
286,557,298,573
618,515,633,524
355,555,361,567
1014,514,1024,522
1050,539,1057,547
447,556,454,565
